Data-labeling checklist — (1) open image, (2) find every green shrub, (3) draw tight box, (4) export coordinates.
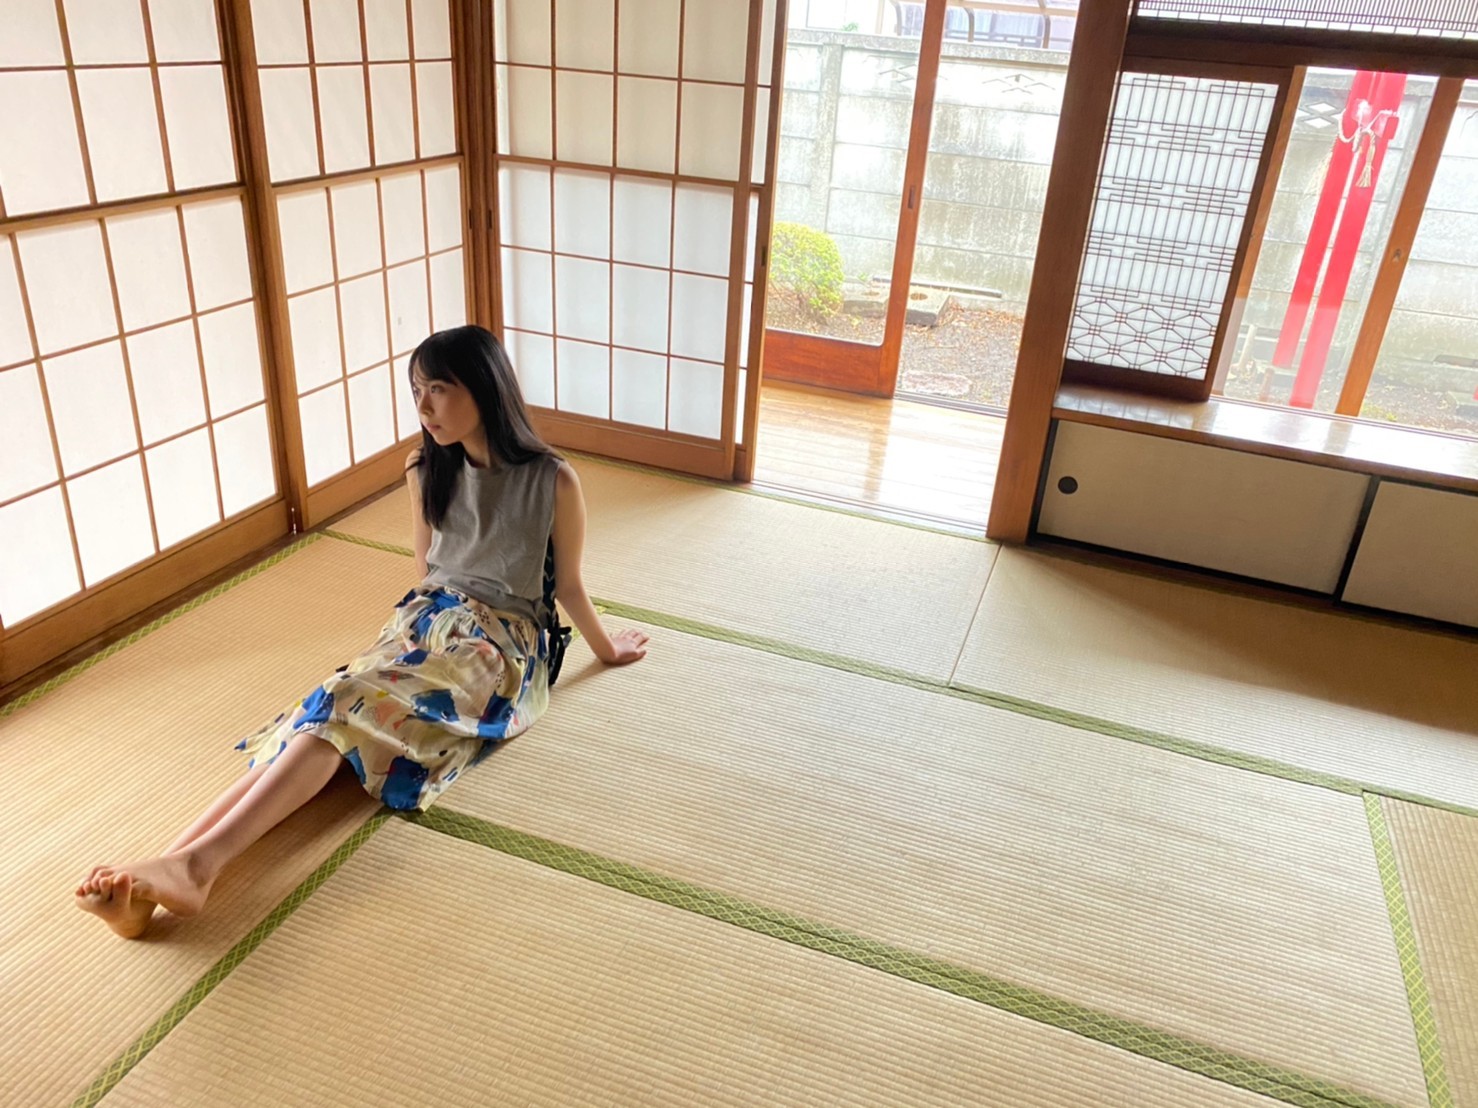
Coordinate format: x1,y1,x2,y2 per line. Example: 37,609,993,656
769,222,844,319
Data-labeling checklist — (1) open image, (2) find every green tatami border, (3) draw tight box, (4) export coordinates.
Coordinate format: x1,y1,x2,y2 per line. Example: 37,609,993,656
1365,795,1453,1108
407,805,1401,1108
320,529,1478,823
1,535,322,722
70,812,392,1107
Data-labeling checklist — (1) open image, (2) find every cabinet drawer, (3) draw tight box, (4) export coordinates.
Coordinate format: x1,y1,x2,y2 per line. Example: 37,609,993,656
1343,482,1478,629
1040,422,1369,593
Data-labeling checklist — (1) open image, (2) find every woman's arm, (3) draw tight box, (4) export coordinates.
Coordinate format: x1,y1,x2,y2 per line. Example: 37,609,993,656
405,449,432,578
551,462,647,666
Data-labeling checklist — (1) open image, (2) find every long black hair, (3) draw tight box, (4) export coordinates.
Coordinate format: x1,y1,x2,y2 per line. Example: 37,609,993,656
408,325,560,529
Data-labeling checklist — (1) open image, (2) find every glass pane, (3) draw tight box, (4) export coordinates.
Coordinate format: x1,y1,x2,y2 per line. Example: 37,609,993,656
381,171,426,262
317,66,371,173
415,61,456,156
260,67,321,180
198,303,266,415
553,170,610,258
499,164,552,251
0,366,59,501
612,265,669,353
299,382,351,483
897,50,1065,408
340,272,389,371
107,209,190,332
126,319,207,444
411,0,451,58
0,488,80,624
424,164,463,251
1067,72,1278,380
386,259,430,354
183,198,254,310
159,66,236,190
0,71,90,214
618,0,678,77
673,185,732,275
1364,80,1478,436
496,65,552,159
68,455,155,585
348,363,396,460
252,0,309,65
613,177,672,267
288,287,343,392
611,348,667,428
76,69,168,201
765,30,921,346
148,0,222,62
556,71,614,166
310,0,363,62
332,179,385,277
678,82,742,179
506,329,554,408
554,255,609,343
1223,70,1435,412
365,0,410,60
64,0,148,64
556,0,612,70
214,403,276,515
668,357,722,438
16,222,116,355
43,341,137,475
501,247,553,333
682,0,748,84
670,273,726,362
370,63,416,164
146,428,220,548
616,77,677,174
555,337,609,418
277,189,335,292
429,247,466,330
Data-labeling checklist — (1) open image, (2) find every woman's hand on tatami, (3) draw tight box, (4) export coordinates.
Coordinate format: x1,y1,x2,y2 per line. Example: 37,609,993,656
598,628,649,666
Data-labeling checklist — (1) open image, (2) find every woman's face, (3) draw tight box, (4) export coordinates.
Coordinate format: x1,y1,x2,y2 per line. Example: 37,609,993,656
411,367,483,448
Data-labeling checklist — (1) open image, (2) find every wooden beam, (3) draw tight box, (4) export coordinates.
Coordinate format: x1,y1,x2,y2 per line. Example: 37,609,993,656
1337,77,1465,417
986,0,1133,543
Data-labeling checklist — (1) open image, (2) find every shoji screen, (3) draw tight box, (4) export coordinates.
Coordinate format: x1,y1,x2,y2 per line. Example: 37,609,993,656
248,0,466,522
0,0,280,683
491,0,780,480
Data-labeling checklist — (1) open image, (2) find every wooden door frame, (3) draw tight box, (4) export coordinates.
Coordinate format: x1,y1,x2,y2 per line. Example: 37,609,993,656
761,0,949,399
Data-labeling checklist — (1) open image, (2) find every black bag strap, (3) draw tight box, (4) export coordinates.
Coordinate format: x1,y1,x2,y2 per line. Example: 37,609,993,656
541,537,572,687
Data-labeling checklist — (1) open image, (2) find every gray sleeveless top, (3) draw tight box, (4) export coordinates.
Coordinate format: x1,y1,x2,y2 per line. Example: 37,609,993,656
424,454,562,622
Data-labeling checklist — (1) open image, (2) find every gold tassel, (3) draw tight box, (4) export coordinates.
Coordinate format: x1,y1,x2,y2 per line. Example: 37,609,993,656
1357,133,1375,189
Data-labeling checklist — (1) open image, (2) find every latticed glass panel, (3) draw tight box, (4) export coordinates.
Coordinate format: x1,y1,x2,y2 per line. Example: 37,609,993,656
493,0,774,443
0,0,233,217
1134,0,1478,38
1067,73,1279,379
251,0,454,183
278,164,465,485
0,195,275,625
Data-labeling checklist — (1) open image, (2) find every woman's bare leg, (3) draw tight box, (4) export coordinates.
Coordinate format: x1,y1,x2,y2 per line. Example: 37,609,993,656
76,735,344,938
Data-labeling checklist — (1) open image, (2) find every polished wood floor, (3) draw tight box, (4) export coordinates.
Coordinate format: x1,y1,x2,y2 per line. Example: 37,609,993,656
752,381,1005,532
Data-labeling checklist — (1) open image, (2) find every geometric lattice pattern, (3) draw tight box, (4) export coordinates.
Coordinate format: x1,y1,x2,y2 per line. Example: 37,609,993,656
1067,73,1278,379
1135,0,1478,39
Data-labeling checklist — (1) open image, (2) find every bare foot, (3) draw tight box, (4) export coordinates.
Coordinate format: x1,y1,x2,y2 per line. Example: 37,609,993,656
118,853,213,919
74,872,156,940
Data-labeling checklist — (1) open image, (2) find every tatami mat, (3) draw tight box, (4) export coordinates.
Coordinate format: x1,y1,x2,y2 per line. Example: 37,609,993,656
442,617,1424,1106
107,819,1280,1107
331,456,998,682
1385,799,1478,1108
0,537,414,1106
954,548,1478,812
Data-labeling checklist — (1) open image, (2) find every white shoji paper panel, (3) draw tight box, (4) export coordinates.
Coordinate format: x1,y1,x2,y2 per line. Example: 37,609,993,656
16,222,116,354
416,62,456,156
0,367,59,501
495,0,552,65
497,66,552,159
0,72,89,214
183,199,253,310
69,455,154,585
556,0,613,71
411,0,452,58
553,170,609,258
159,66,236,190
106,210,191,332
616,78,677,174
673,185,733,276
498,164,552,251
0,488,81,624
682,0,749,84
348,363,396,459
126,320,207,444
381,171,426,262
428,248,465,331
76,69,168,201
555,72,613,165
148,0,222,62
679,82,743,180
214,403,276,515
501,248,552,333
612,265,669,353
365,0,410,59
288,287,343,392
277,189,335,292
554,256,609,344
613,177,673,268
43,341,137,475
555,337,609,418
387,260,430,355
259,68,320,180
64,0,149,64
505,329,554,409
370,64,416,164
340,273,390,371
299,382,351,483
310,0,362,63
198,303,266,415
2,0,67,68
618,0,679,77
611,348,666,429
668,357,722,438
425,165,463,251
317,66,371,173
670,273,727,363
146,428,220,548
331,180,384,277
251,0,309,65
